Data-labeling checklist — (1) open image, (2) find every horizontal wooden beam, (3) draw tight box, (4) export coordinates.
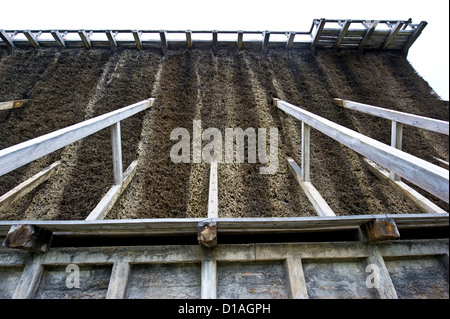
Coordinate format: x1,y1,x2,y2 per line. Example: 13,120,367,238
0,161,60,211
274,99,449,203
86,160,139,220
287,157,335,217
0,99,29,111
364,158,448,214
334,98,449,135
0,98,154,177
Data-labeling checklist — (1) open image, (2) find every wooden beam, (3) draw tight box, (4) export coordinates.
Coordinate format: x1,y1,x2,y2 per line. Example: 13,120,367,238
86,160,139,220
0,30,15,50
364,158,448,215
301,122,311,182
334,19,351,49
105,30,117,49
382,21,403,50
0,161,60,211
403,21,428,55
159,30,167,54
358,217,400,242
198,220,217,248
106,261,131,299
0,98,154,177
132,30,143,50
287,157,335,217
111,122,123,185
390,121,403,181
334,98,449,135
285,32,295,50
311,19,326,55
186,30,192,49
237,31,243,50
275,99,449,203
434,157,449,167
23,30,40,49
0,99,29,111
51,30,67,48
358,20,379,54
200,248,217,299
3,224,53,252
78,30,91,49
212,30,218,53
285,257,308,299
262,31,270,53
208,162,218,218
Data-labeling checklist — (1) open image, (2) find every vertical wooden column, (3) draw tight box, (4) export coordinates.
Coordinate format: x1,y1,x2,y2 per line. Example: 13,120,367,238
286,257,309,299
390,121,403,181
301,122,311,182
111,122,123,185
106,261,131,299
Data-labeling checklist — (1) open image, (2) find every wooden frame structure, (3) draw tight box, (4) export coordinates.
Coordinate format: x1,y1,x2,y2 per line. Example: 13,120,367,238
273,99,449,215
0,18,426,55
334,98,449,214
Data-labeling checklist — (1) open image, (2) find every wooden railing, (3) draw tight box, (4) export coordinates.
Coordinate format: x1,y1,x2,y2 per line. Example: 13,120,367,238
273,99,449,209
0,98,155,219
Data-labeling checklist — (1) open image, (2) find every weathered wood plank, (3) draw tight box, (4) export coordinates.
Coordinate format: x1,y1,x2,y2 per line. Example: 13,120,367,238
286,257,308,299
382,21,403,50
237,31,243,50
262,31,270,52
0,30,15,49
12,254,43,299
23,30,40,48
334,98,449,135
111,122,123,185
390,121,403,181
0,161,60,211
201,248,217,299
105,30,117,49
334,19,352,49
78,30,91,49
51,30,66,48
301,122,311,182
186,30,192,49
359,20,379,54
287,157,335,217
311,19,326,54
208,162,218,219
86,160,139,220
132,30,143,50
160,30,168,54
0,99,154,177
286,32,295,49
0,99,29,111
275,99,449,202
403,21,428,54
364,158,448,214
106,261,131,299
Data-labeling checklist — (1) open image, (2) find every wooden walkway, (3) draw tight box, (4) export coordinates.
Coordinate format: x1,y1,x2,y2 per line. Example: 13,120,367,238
0,19,426,54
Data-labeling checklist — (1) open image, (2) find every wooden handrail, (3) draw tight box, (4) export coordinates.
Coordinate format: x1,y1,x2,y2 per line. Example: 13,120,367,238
334,98,449,135
274,99,449,203
0,98,154,177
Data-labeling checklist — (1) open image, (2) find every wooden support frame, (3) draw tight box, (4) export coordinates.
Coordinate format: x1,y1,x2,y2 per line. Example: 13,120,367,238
186,30,193,49
237,31,243,50
390,121,403,181
382,21,403,50
0,98,154,177
132,30,143,50
0,99,29,111
403,21,428,55
0,30,15,50
208,162,219,219
212,30,218,53
301,122,311,182
287,157,335,217
334,19,351,49
262,31,270,53
105,30,117,49
334,98,449,135
364,158,448,214
23,30,40,49
0,161,60,211
359,20,379,54
51,30,67,48
274,98,449,203
78,30,92,49
200,248,217,299
311,19,326,55
159,30,168,54
285,32,296,50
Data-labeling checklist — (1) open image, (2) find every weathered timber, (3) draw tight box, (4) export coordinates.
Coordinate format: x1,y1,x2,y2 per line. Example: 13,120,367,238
3,224,53,253
334,19,351,49
358,218,400,242
78,30,91,49
0,99,29,111
198,220,217,248
132,30,143,50
359,20,379,54
50,30,66,48
105,30,117,49
0,30,15,50
208,162,219,219
23,30,40,49
0,161,60,211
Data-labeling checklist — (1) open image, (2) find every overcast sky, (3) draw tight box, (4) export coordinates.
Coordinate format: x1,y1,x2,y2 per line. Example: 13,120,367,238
2,0,449,100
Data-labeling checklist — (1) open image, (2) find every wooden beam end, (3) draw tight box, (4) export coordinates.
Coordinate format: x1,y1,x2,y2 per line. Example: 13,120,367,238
198,220,217,248
3,224,53,252
272,98,280,107
333,98,345,107
359,218,400,243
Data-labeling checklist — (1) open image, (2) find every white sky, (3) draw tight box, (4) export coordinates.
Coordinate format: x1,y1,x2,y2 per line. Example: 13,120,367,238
2,0,449,100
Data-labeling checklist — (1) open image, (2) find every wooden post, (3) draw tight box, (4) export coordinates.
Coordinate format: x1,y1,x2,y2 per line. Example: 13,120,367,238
201,248,217,299
334,19,351,50
186,30,192,49
105,30,117,50
286,257,308,299
208,162,219,219
3,224,53,253
403,21,428,55
132,30,143,50
301,122,311,182
160,30,168,54
237,31,243,50
311,19,326,55
285,32,296,50
78,30,92,49
262,31,270,53
382,21,403,50
359,20,379,54
51,30,67,48
0,30,15,51
23,30,40,49
111,122,123,185
106,261,131,299
212,30,218,53
390,121,403,181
